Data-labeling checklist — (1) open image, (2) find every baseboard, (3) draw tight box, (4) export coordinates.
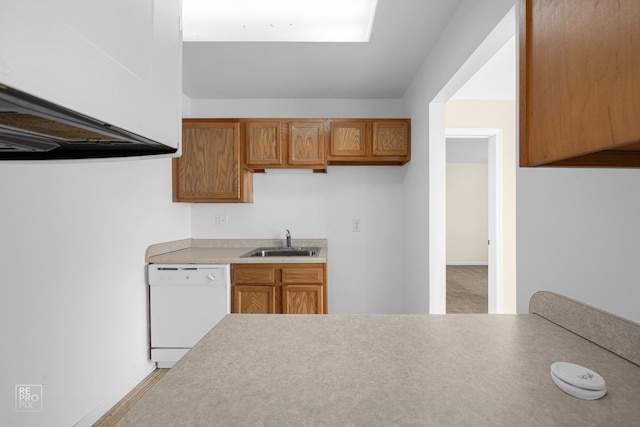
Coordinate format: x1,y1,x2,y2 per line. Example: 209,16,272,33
73,362,156,427
446,262,488,266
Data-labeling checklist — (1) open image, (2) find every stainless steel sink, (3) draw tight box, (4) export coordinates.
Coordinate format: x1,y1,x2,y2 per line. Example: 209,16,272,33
240,247,320,258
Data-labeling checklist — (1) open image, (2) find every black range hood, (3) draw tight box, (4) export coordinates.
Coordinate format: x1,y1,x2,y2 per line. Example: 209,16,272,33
0,84,177,160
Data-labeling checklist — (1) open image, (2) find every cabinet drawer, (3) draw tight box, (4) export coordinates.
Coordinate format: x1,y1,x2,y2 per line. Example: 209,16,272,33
282,267,324,284
233,267,276,284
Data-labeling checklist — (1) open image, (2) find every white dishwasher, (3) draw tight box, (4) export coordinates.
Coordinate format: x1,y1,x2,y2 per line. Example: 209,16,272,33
148,263,230,368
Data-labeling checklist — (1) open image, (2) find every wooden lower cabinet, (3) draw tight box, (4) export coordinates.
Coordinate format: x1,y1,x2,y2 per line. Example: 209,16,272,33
232,263,326,314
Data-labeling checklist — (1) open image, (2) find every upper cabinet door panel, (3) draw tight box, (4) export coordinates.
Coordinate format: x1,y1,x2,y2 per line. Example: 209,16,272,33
174,120,253,203
329,121,367,157
289,121,325,166
179,123,240,198
372,121,410,157
521,0,640,167
246,121,282,166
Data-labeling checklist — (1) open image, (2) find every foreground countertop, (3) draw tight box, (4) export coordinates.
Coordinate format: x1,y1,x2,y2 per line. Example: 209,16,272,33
118,311,640,426
146,238,327,264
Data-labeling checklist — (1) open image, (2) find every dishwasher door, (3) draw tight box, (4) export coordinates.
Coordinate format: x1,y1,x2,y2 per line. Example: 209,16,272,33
148,264,230,367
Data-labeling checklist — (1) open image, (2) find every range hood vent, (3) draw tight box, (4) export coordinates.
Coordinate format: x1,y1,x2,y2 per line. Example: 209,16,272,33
0,84,177,160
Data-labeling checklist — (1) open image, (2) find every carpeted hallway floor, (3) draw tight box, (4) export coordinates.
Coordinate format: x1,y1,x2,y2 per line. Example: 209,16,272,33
446,265,488,314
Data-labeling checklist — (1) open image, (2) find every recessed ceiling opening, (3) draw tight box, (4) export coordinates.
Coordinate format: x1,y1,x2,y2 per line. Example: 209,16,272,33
182,0,378,42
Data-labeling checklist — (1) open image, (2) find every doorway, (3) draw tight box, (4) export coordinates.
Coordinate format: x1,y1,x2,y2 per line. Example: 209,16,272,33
445,129,503,313
427,7,515,314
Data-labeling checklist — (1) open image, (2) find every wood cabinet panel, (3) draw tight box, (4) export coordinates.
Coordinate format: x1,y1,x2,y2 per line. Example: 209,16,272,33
326,119,410,165
282,267,324,284
232,263,326,314
174,119,253,203
233,285,276,314
520,0,640,167
246,121,282,166
289,121,325,166
372,121,409,157
233,267,276,284
243,119,326,170
329,121,367,157
282,285,323,314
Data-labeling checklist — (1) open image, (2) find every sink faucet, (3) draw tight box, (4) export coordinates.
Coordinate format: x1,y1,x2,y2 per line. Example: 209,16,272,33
286,229,291,248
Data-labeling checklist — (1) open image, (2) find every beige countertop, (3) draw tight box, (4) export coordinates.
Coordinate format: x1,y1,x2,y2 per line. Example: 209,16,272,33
146,238,327,264
118,310,640,426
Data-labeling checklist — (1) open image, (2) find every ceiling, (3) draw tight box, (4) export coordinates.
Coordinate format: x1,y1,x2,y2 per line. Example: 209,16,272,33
182,0,463,99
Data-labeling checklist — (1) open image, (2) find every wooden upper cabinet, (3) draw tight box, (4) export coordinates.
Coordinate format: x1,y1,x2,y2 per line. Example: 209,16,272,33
520,0,640,167
173,119,253,203
245,121,282,167
243,119,326,170
327,119,410,165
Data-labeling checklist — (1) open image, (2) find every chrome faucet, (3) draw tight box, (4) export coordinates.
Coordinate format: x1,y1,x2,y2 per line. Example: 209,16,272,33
286,229,291,248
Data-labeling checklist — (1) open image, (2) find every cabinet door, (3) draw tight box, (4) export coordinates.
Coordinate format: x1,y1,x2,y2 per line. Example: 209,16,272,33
233,285,276,314
174,120,253,203
520,0,640,167
289,121,325,167
372,120,410,158
328,120,367,158
282,266,325,314
245,121,282,167
282,285,323,314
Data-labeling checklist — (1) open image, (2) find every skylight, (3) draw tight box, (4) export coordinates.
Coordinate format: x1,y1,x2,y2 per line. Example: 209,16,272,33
182,0,378,42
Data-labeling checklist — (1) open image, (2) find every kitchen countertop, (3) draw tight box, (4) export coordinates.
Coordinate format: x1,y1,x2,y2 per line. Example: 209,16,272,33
146,238,327,264
117,293,640,426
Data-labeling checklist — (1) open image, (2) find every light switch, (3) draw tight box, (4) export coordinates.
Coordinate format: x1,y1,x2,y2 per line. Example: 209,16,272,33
353,219,362,232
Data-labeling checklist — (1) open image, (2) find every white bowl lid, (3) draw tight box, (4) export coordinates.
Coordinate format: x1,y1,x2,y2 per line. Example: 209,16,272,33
551,362,606,391
551,371,607,400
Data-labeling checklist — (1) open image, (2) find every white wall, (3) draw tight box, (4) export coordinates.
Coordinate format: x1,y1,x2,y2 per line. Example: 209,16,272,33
446,163,489,264
0,158,190,426
517,168,640,322
188,98,406,314
402,0,515,313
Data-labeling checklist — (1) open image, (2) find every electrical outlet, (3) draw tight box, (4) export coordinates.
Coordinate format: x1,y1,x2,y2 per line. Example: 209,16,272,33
353,219,362,232
215,214,229,227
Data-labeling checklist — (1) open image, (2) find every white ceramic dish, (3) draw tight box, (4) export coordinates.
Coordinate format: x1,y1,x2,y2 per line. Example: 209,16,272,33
550,362,607,400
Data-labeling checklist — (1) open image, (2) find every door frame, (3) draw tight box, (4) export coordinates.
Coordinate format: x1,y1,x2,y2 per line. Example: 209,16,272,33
445,128,503,313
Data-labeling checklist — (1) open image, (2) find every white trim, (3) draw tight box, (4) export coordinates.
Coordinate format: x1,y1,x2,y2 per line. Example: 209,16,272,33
428,103,447,314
